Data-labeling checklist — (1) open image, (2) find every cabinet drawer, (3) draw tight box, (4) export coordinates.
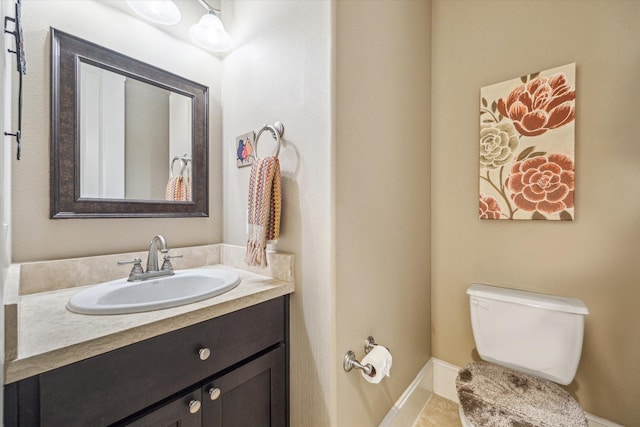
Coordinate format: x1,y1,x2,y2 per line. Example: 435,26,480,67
37,297,285,427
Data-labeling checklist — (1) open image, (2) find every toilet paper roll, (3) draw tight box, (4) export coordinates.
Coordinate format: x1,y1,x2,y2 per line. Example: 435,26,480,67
360,345,392,384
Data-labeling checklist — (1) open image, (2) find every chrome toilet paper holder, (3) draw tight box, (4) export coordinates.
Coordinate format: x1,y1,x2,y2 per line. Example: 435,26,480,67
343,336,384,377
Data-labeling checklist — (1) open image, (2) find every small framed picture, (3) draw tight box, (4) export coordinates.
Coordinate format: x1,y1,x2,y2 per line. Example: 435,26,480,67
236,131,256,168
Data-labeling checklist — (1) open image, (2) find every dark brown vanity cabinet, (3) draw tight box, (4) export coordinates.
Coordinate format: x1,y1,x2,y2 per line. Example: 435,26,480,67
5,296,289,427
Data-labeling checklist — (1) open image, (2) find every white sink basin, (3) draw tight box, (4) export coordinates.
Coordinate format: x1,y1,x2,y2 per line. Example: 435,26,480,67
67,268,241,315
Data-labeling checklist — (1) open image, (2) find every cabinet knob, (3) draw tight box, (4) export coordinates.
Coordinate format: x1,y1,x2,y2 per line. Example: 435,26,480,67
208,387,221,401
198,347,211,361
188,399,201,414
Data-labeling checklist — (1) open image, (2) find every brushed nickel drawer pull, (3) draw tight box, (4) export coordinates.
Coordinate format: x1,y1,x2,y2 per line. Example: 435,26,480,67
188,399,201,414
208,387,221,400
198,347,211,360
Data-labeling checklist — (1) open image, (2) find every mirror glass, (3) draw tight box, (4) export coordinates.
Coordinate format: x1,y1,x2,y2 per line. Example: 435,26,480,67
79,62,193,201
51,29,209,218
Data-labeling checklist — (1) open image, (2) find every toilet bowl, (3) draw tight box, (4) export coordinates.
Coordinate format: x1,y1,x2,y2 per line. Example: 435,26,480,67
457,283,589,426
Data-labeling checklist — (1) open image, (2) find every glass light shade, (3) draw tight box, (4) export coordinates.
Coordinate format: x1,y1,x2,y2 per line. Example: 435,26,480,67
189,13,233,52
126,0,181,25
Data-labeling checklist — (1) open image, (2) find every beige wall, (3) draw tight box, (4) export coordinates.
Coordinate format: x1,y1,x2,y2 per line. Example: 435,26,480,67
2,0,12,270
221,1,335,425
15,0,223,262
224,2,431,426
431,1,640,425
336,1,431,425
1,0,13,415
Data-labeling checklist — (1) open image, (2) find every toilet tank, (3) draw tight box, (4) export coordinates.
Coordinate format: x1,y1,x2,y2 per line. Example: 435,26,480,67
467,283,589,385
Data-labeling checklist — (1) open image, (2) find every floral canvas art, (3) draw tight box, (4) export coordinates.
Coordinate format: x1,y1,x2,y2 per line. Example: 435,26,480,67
479,63,576,221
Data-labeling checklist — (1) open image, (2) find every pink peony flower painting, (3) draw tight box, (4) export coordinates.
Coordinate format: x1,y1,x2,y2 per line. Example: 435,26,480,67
479,63,575,220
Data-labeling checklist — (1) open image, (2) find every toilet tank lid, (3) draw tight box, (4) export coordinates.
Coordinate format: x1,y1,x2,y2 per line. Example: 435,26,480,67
468,284,589,315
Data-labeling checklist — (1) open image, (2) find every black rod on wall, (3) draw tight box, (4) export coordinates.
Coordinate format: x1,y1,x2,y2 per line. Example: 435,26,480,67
4,0,26,160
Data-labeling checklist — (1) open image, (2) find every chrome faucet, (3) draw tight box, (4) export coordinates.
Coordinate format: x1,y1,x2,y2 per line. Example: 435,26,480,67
118,234,182,282
147,234,169,273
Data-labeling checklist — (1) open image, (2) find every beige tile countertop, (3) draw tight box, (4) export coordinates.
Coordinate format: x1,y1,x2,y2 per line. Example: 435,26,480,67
3,244,294,384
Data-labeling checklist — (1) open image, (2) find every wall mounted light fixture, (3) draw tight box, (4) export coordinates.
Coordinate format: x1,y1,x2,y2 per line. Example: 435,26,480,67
126,0,182,25
189,0,233,52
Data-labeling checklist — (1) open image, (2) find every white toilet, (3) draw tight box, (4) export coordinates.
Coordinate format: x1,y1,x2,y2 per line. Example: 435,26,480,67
456,283,590,426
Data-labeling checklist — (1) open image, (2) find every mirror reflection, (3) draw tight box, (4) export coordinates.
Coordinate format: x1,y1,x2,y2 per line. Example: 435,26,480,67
79,62,193,201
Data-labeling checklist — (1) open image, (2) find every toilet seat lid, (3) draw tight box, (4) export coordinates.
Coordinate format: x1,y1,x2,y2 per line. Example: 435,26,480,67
456,361,587,427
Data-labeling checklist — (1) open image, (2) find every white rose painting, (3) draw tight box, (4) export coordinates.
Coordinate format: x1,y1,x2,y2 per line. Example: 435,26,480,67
479,63,576,221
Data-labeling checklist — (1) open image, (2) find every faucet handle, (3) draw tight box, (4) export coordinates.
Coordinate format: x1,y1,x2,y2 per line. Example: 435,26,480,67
161,253,183,271
118,257,143,267
118,258,144,280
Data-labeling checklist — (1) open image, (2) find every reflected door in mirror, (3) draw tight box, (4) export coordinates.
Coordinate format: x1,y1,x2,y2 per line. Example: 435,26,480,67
79,62,192,201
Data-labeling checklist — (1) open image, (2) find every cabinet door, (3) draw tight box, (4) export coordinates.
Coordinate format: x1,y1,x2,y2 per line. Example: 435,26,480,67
203,346,286,427
124,388,202,427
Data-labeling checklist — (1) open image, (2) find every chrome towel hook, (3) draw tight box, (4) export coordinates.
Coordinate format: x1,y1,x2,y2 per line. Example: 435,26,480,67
170,154,191,178
254,121,284,159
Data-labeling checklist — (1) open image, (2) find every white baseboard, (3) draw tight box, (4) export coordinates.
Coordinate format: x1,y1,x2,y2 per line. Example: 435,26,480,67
432,358,460,403
430,357,623,427
585,413,625,427
379,357,623,427
378,359,433,427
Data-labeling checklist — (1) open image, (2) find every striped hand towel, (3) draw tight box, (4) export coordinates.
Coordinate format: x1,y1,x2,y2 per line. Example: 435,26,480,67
245,156,281,267
165,176,191,201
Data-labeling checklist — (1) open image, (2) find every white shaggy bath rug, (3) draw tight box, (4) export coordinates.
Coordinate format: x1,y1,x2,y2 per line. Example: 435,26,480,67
456,361,588,427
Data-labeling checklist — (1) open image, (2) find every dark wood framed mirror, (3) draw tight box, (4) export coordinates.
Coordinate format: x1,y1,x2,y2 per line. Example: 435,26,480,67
50,28,209,218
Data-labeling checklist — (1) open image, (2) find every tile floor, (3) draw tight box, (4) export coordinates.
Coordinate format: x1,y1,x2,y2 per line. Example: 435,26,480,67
413,395,462,427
